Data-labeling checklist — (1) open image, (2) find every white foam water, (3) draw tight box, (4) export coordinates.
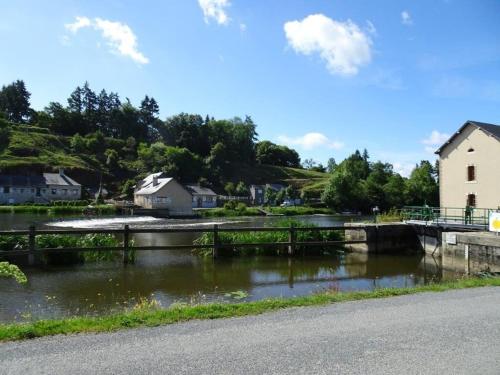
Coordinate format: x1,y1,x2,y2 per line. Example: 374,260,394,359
47,216,163,229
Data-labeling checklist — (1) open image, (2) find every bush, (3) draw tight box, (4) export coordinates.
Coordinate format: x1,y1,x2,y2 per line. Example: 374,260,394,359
223,201,238,210
235,202,247,212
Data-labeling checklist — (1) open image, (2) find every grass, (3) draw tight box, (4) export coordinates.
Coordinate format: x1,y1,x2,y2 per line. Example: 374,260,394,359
198,206,262,217
0,277,499,342
193,219,343,256
199,206,336,218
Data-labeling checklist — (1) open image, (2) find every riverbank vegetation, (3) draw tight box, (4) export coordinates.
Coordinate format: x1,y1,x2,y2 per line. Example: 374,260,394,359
1,277,498,342
193,219,343,256
0,262,27,284
0,233,123,264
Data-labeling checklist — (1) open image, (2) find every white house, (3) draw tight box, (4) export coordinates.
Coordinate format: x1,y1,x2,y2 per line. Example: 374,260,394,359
436,120,500,209
134,173,193,216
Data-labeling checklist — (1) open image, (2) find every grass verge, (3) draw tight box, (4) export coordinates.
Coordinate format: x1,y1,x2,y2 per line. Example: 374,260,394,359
1,277,499,342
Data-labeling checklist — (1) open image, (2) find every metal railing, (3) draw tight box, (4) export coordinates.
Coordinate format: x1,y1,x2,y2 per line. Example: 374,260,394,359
401,206,497,228
0,224,368,263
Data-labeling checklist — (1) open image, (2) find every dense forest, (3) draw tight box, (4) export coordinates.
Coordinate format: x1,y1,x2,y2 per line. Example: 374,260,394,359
0,80,439,211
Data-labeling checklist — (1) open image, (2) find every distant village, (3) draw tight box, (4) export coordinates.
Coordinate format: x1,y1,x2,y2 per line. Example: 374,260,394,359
0,169,300,216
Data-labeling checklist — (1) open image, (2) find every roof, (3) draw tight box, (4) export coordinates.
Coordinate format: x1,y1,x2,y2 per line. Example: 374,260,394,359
135,177,174,195
0,173,80,187
435,120,500,154
185,185,217,196
42,173,80,186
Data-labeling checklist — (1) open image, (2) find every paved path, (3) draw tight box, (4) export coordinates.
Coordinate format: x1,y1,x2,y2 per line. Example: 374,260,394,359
2,287,500,374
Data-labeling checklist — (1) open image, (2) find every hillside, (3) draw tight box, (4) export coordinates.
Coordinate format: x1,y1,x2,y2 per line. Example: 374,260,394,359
0,125,330,197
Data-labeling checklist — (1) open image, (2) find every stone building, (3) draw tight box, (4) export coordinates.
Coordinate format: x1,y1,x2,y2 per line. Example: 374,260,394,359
134,173,193,216
0,169,82,204
435,120,500,209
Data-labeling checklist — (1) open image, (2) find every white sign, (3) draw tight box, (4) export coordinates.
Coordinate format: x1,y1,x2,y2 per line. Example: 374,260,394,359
489,212,500,232
446,233,457,245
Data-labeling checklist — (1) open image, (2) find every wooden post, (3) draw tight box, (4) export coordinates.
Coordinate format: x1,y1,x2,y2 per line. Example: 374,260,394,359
123,224,130,265
213,224,219,258
28,225,36,265
28,225,36,253
288,223,295,256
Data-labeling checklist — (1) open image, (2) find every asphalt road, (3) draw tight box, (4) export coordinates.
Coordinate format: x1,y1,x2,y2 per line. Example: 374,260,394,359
2,287,500,375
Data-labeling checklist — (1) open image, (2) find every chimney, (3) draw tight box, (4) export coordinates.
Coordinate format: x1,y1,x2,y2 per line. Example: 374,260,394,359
153,176,159,186
58,168,64,176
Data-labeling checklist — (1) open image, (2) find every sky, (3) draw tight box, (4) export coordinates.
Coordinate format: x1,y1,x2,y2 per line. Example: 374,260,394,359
1,0,500,176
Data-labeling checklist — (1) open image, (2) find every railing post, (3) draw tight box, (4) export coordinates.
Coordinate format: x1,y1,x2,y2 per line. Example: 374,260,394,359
123,224,130,265
28,225,36,265
28,225,36,253
213,224,219,259
288,223,295,256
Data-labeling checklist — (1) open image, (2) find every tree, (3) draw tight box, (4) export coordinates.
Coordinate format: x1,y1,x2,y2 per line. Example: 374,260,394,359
235,181,249,196
264,186,277,206
70,133,86,153
139,95,160,142
384,174,407,208
105,149,119,169
224,182,236,196
302,159,316,169
321,166,367,211
327,158,337,173
0,80,32,123
406,161,439,206
255,141,300,168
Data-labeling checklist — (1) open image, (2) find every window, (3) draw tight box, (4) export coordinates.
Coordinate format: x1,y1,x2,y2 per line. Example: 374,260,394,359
193,197,197,202
467,165,475,181
20,189,24,194
51,189,57,195
467,147,475,153
62,189,67,195
467,194,476,207
4,187,10,194
72,189,78,195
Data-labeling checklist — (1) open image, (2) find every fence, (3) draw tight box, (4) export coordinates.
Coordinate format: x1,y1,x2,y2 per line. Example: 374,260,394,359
401,206,497,228
0,224,368,263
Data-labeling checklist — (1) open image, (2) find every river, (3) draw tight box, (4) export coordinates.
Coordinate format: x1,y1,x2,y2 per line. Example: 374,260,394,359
0,213,443,323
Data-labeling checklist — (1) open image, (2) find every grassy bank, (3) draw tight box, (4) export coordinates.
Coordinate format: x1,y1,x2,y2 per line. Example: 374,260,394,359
0,204,117,215
198,206,336,218
1,277,499,342
193,219,342,256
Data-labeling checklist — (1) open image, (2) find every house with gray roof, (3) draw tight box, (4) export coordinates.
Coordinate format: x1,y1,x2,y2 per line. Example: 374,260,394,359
134,173,193,215
0,169,81,204
435,120,500,210
185,184,217,208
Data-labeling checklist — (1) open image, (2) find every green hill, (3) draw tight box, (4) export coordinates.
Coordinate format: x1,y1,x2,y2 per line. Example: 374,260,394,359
0,125,329,197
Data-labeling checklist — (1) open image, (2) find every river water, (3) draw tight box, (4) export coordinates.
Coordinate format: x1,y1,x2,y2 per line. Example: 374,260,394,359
0,213,443,323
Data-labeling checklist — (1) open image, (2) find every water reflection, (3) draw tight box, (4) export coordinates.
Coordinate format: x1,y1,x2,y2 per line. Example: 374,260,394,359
0,213,443,323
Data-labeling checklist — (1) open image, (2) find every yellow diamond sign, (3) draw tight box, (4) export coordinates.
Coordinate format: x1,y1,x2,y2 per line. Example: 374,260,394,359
489,213,500,232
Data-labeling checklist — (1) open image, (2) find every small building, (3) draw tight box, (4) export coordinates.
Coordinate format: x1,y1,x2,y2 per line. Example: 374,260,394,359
185,184,217,208
436,120,500,209
134,173,193,216
0,169,81,204
250,183,285,205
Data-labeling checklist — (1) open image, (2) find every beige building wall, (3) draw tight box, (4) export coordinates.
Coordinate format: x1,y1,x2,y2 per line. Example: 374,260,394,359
439,124,500,209
134,180,193,215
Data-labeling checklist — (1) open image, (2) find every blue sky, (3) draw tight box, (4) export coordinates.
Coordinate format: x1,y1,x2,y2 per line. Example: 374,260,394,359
1,0,500,175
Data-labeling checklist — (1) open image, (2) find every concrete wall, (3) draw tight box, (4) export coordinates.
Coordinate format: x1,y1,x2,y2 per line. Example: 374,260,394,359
441,231,500,274
344,223,421,253
439,124,500,209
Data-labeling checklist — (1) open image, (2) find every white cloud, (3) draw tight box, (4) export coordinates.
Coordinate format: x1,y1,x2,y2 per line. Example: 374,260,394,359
65,16,91,33
401,11,413,25
422,130,450,154
64,16,149,64
393,162,415,177
366,20,377,35
277,132,344,150
284,14,373,76
198,0,231,25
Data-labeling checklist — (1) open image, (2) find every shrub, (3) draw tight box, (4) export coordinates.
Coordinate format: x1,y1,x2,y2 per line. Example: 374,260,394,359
0,262,27,284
